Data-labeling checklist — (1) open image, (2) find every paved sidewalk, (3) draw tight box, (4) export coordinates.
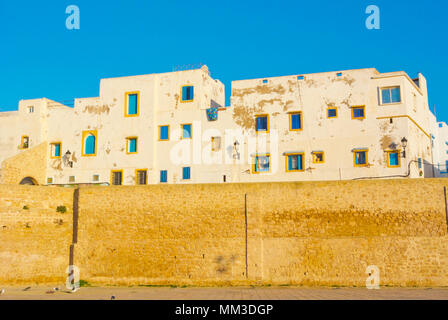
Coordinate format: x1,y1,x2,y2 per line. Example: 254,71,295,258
1,286,448,300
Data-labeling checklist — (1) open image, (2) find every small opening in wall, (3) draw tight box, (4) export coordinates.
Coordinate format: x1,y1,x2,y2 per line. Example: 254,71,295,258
390,118,393,124
336,72,342,77
223,175,226,183
262,79,268,84
297,75,304,80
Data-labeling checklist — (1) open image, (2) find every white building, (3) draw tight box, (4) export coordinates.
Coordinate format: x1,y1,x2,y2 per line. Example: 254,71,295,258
0,66,440,186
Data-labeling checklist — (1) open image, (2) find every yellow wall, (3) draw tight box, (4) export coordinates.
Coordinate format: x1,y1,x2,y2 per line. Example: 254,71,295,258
1,179,448,286
0,184,73,285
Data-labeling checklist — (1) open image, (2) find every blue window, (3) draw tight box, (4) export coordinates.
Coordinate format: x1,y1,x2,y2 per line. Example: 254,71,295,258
354,150,368,166
418,158,422,169
256,115,269,132
381,87,401,104
160,170,168,183
262,79,268,84
352,107,365,119
182,167,191,180
327,108,337,118
181,124,192,139
297,76,304,80
287,154,303,171
254,155,270,173
290,112,302,130
336,72,342,77
182,86,194,102
388,151,400,167
127,138,137,154
159,125,169,141
52,143,61,158
127,93,138,115
84,134,96,155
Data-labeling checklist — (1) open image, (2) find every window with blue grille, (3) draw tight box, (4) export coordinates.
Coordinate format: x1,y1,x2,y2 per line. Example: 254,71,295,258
160,170,168,183
253,155,270,173
127,138,137,154
182,86,194,102
327,108,337,118
352,106,365,119
290,112,302,130
182,167,191,180
126,93,139,116
159,126,169,141
286,154,304,171
388,151,400,167
181,124,192,139
256,115,269,132
381,87,401,104
354,150,368,166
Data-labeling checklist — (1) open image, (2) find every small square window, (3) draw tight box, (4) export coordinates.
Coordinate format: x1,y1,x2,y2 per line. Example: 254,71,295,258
352,106,365,119
182,167,191,180
28,106,34,113
93,175,100,182
69,176,75,183
289,112,302,130
181,86,194,102
327,108,337,118
312,152,325,164
255,115,269,132
253,155,270,173
387,151,400,167
159,125,169,141
286,154,304,172
181,124,192,139
381,87,401,104
160,170,168,183
297,76,304,80
136,170,148,185
336,72,343,77
111,171,122,186
354,150,368,167
47,177,53,184
127,137,138,154
262,79,268,84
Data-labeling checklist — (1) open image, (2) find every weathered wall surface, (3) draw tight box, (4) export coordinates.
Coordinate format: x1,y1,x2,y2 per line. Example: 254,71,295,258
0,142,48,185
1,179,448,286
0,185,73,285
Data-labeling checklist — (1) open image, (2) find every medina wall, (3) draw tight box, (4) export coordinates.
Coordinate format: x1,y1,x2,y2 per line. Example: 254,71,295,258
1,179,448,287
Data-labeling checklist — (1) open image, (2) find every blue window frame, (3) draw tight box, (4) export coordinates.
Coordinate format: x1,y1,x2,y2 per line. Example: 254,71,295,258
253,155,270,173
52,143,61,158
256,115,268,132
182,167,191,180
381,87,401,104
127,93,138,115
388,152,399,167
181,124,192,139
354,150,368,166
159,125,169,141
287,154,304,171
160,170,168,183
85,135,96,155
327,108,337,118
290,112,302,130
182,86,194,102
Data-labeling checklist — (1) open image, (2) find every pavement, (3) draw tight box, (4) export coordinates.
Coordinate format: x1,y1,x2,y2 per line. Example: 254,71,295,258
0,286,448,300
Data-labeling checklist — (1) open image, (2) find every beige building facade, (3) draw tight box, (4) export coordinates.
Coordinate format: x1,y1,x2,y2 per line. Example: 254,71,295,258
0,66,438,185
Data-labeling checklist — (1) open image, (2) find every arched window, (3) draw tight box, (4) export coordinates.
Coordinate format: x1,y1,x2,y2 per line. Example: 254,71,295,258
82,130,97,156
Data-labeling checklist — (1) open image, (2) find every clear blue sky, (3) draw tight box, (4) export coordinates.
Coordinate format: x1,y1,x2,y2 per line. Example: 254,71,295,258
0,0,447,120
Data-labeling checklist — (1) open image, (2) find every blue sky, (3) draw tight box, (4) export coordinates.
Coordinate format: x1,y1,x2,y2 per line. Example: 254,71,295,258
0,0,447,120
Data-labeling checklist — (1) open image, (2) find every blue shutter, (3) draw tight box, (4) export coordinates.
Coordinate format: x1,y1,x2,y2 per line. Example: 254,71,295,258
189,86,194,100
292,114,301,129
288,156,293,171
128,94,138,115
55,144,61,157
183,167,191,180
160,126,168,140
182,87,187,101
298,155,303,170
389,153,398,166
85,135,95,155
160,170,167,183
129,139,137,153
391,87,401,103
183,124,191,138
382,89,391,104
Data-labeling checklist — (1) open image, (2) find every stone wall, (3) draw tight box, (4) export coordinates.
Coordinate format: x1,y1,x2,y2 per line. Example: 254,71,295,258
1,179,448,287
